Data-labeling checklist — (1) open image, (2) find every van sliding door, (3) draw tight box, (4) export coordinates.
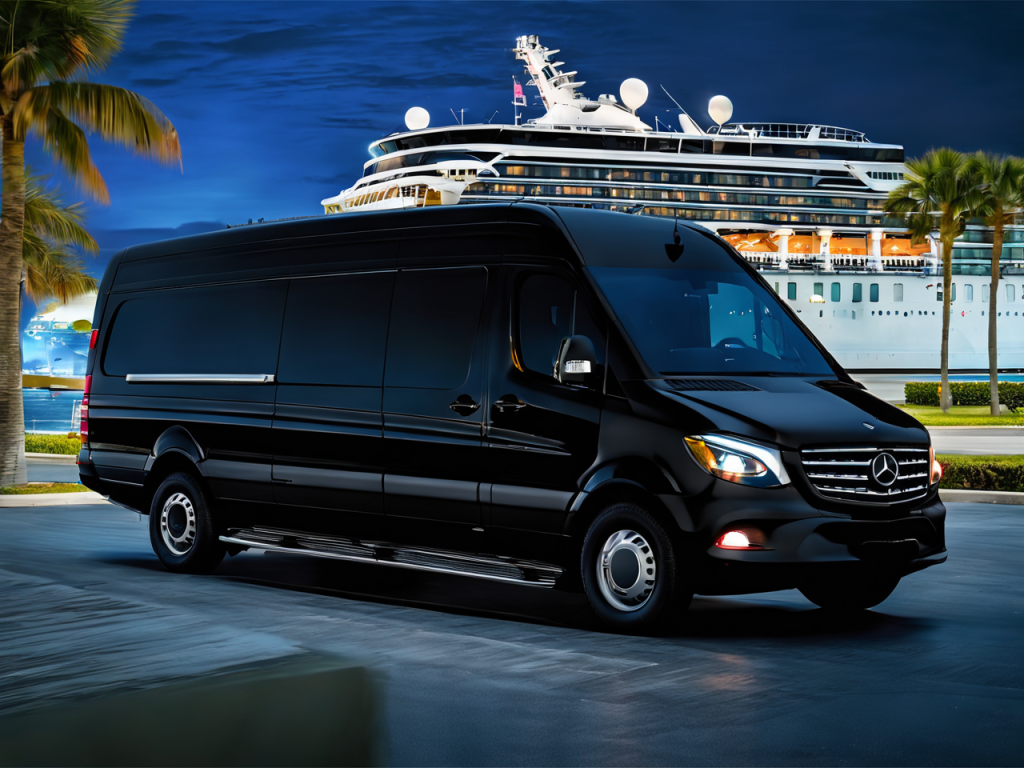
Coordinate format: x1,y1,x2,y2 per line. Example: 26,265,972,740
382,267,490,531
272,271,395,537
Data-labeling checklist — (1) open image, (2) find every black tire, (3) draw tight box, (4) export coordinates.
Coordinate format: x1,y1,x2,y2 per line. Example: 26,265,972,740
149,471,225,574
580,502,692,631
799,571,900,611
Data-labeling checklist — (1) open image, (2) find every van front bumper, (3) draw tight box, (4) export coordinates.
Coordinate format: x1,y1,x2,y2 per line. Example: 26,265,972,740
664,486,946,595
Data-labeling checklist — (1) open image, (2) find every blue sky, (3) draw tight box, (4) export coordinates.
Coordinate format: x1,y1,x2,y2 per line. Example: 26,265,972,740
21,0,1024,320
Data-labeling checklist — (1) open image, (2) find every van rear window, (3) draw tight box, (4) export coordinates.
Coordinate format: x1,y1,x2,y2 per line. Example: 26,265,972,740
102,283,287,376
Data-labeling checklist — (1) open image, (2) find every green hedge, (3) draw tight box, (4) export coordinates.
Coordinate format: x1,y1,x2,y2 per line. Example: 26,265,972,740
905,381,1024,411
938,455,1024,493
25,434,81,455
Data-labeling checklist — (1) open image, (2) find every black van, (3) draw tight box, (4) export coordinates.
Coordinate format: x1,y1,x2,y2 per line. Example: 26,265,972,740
79,204,946,629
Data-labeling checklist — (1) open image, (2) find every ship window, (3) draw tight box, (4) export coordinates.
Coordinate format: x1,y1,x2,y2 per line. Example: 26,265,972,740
982,284,990,302
1008,284,1016,302
870,284,879,302
893,283,903,302
103,282,287,377
965,284,973,303
279,272,395,388
937,288,943,302
787,282,797,300
852,283,862,303
952,284,957,302
831,283,840,302
774,282,780,294
813,282,824,300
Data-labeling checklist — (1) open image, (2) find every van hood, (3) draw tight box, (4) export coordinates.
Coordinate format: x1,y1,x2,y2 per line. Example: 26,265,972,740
648,377,929,450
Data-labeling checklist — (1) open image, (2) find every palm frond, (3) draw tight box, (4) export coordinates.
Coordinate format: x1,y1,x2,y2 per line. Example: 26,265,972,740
21,228,97,304
14,93,110,202
1,43,47,95
42,81,182,168
0,0,133,85
24,171,98,252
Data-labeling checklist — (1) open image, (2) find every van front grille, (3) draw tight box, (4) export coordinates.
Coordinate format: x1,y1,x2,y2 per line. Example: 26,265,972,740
801,446,930,505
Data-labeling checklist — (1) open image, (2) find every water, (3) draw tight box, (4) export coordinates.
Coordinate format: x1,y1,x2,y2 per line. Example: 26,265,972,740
23,389,83,434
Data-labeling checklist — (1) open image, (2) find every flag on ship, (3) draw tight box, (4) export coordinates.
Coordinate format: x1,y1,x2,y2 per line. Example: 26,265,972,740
512,77,526,106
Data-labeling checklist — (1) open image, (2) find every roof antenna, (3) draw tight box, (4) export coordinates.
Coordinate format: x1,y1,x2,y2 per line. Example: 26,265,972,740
665,212,684,262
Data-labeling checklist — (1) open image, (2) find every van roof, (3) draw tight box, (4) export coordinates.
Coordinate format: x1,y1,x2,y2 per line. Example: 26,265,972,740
105,203,722,293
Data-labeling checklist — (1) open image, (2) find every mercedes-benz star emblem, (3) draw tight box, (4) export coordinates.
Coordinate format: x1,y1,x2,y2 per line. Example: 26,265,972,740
871,452,900,487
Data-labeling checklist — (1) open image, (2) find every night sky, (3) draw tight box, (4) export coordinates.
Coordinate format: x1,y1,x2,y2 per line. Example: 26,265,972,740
21,0,1024,322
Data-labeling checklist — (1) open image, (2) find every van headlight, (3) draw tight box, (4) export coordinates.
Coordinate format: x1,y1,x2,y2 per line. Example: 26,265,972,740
684,434,791,488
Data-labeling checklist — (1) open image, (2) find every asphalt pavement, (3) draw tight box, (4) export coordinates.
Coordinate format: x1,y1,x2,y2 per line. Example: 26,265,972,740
0,501,1021,766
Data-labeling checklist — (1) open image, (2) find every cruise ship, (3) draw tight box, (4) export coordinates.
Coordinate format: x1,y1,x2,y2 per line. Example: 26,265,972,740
321,34,1024,372
21,292,95,390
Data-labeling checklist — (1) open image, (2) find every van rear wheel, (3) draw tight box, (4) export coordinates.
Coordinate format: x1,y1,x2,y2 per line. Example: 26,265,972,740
581,503,691,631
149,472,225,574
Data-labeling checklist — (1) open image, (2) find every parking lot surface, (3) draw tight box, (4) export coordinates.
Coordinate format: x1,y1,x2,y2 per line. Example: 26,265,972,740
1,502,1021,766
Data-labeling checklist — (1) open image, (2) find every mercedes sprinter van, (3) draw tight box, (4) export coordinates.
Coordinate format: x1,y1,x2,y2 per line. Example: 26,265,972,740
80,204,946,629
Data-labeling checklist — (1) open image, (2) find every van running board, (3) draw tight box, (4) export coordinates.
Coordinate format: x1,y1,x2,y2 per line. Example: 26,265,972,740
219,527,563,588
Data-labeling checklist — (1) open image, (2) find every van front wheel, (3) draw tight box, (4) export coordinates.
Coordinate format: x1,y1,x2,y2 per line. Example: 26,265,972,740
149,472,225,574
581,503,691,630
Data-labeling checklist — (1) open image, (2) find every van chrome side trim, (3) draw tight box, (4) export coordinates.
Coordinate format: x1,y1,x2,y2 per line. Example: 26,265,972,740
126,374,275,384
219,527,563,588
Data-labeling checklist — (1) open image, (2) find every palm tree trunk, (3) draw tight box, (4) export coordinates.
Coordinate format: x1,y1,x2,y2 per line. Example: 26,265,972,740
939,233,953,413
988,220,1002,416
0,116,28,486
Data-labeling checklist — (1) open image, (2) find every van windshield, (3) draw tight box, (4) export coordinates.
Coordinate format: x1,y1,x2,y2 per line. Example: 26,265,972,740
587,265,834,377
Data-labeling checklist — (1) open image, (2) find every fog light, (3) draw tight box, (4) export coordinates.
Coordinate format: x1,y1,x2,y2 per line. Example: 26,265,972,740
929,445,942,484
715,529,767,550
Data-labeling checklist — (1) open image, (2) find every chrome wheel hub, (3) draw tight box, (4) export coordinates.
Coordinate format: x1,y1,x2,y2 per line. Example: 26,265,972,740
597,529,656,612
161,492,196,556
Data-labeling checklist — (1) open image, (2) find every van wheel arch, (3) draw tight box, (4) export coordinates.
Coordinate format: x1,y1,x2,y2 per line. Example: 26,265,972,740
143,450,209,516
566,479,680,544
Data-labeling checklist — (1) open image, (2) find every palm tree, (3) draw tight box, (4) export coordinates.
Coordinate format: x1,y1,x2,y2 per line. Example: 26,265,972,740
885,149,973,413
0,0,181,485
23,171,99,303
963,153,1024,415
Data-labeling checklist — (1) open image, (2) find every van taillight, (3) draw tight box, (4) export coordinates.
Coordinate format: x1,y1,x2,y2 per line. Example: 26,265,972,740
89,329,98,349
81,375,91,445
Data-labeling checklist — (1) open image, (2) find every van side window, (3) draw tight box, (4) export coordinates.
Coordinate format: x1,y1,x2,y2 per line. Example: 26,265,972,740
278,272,395,386
517,273,604,377
102,282,286,376
385,267,487,390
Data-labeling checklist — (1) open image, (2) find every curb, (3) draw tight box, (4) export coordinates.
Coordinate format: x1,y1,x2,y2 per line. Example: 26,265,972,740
25,452,78,463
0,491,108,507
939,489,1024,505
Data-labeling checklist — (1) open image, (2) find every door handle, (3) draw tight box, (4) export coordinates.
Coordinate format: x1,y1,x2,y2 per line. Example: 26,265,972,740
449,394,480,416
494,394,526,414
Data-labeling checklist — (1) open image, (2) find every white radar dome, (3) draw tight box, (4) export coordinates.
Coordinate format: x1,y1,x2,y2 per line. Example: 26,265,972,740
619,78,649,111
405,106,430,131
708,95,733,126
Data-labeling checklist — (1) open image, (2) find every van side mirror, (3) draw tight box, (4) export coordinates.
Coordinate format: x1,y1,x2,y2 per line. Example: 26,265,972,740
555,335,599,386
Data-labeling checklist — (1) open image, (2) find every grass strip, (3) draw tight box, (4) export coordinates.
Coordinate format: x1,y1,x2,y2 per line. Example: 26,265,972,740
937,454,1024,493
1,483,90,495
25,434,81,455
898,405,1024,427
